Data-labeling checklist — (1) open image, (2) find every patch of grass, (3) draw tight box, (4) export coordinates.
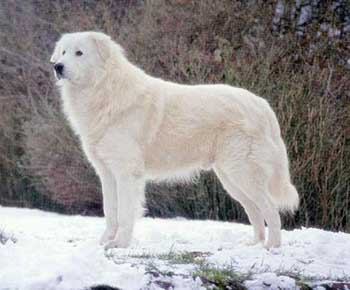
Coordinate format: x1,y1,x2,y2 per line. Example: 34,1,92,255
157,251,210,265
296,281,313,290
281,272,314,289
193,262,248,290
132,250,248,289
130,250,211,265
122,250,350,289
128,252,154,260
145,262,176,278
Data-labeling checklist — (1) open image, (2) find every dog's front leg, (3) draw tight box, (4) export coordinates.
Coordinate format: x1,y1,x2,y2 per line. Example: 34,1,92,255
104,171,145,249
96,130,145,249
99,168,119,245
89,158,119,245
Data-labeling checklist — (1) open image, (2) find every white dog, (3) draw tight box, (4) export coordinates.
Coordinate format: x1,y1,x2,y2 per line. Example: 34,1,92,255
50,31,299,249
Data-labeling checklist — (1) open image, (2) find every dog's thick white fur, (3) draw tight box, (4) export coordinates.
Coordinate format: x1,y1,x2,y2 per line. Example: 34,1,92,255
50,31,299,249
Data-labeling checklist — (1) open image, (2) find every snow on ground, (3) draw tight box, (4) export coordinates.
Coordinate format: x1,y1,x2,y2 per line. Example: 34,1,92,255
1,206,350,290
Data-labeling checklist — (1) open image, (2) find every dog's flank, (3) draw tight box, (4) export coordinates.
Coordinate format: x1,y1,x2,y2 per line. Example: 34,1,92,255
51,31,299,249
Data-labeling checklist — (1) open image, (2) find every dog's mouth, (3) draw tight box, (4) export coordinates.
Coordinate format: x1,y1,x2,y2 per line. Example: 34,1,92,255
54,70,63,80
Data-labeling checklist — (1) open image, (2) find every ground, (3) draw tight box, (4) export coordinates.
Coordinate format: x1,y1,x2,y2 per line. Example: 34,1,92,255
1,207,350,290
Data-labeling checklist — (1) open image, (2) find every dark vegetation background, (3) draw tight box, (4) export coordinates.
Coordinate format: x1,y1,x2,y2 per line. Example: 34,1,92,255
0,0,349,232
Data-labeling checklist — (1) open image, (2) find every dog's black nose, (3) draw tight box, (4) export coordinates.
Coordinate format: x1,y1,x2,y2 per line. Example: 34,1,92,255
54,63,64,75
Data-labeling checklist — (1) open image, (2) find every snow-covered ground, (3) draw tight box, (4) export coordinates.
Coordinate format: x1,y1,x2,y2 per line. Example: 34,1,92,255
1,206,350,290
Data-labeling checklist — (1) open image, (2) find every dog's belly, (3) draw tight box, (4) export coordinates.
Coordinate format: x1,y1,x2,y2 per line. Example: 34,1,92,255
144,130,216,180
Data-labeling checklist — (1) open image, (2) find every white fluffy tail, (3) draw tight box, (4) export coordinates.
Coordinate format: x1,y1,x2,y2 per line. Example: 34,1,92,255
267,144,299,212
270,182,299,212
263,102,299,212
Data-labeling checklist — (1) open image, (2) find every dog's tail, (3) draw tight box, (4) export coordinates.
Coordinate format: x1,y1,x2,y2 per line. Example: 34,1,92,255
262,102,299,212
270,180,299,212
268,141,299,212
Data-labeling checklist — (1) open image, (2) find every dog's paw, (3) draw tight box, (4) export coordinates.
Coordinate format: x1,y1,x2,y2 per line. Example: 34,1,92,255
104,240,120,250
99,227,118,245
103,237,130,250
246,238,264,246
264,239,281,250
103,228,132,249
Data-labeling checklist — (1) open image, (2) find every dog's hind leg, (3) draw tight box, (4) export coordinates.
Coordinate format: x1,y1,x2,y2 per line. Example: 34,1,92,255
214,166,266,245
253,188,281,248
214,134,281,248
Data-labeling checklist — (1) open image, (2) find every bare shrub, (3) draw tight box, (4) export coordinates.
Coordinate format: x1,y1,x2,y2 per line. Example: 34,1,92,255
23,102,102,214
0,0,349,231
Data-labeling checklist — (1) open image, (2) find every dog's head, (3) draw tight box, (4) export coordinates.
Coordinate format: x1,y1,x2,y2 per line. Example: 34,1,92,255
50,31,114,86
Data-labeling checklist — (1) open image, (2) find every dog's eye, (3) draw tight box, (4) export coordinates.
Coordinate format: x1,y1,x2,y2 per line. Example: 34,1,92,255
62,50,66,55
76,50,83,56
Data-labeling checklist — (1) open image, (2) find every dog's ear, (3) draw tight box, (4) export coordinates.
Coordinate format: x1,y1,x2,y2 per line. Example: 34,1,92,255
91,32,111,62
50,41,61,64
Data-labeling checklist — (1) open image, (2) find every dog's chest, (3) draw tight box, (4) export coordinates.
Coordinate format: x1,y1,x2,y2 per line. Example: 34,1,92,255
62,95,101,141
